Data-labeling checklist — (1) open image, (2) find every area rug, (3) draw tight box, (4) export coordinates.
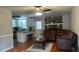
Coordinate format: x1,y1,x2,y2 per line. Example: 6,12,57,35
26,43,53,52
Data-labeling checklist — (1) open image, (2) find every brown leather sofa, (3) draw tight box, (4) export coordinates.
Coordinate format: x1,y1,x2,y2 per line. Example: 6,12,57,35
43,28,78,51
43,28,56,42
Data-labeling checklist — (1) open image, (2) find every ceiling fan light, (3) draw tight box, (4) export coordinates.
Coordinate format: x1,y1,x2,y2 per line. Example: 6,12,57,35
35,12,43,16
36,8,40,12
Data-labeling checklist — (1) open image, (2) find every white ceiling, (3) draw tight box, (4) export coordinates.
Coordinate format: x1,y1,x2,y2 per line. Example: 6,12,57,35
4,6,73,16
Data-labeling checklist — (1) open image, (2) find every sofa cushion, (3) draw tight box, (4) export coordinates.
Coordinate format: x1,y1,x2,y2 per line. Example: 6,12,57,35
57,36,73,50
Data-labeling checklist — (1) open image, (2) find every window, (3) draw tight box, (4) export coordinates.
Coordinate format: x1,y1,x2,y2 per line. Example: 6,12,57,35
12,19,16,27
19,19,27,29
36,21,42,30
12,16,28,29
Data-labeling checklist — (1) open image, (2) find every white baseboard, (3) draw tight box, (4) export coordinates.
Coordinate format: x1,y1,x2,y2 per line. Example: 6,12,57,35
0,34,13,38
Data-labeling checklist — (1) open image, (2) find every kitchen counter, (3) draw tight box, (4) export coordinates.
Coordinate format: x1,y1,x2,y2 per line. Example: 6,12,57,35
17,31,34,43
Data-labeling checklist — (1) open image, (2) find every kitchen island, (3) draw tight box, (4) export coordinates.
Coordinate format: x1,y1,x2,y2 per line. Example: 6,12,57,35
17,31,34,43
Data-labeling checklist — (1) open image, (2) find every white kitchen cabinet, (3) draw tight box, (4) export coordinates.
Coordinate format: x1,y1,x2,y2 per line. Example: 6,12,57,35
17,32,26,43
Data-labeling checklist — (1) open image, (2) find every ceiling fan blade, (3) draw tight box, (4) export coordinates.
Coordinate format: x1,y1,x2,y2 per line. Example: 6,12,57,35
34,6,41,8
33,6,52,13
43,9,51,11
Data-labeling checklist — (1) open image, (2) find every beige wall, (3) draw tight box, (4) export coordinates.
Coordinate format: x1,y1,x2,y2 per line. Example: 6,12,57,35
0,8,13,51
62,13,70,30
0,8,13,35
71,7,79,51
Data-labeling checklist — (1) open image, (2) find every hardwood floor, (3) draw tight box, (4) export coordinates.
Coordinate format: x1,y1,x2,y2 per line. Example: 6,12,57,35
7,40,33,52
7,40,59,52
51,42,60,52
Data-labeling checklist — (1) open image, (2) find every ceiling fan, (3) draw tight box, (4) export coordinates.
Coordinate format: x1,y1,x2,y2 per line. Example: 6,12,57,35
34,6,52,13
